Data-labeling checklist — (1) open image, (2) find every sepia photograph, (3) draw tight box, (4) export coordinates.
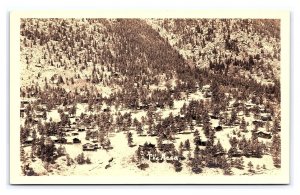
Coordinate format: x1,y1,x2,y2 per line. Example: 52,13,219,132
10,10,290,184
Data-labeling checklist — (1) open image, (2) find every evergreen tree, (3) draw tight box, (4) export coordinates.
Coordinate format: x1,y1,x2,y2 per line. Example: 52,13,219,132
193,130,201,146
173,160,182,172
240,117,247,132
136,146,143,164
184,139,191,151
271,134,281,168
248,161,254,172
127,132,133,147
76,152,86,165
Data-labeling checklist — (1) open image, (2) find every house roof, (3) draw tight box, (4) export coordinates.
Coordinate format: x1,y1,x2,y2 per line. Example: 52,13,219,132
49,136,58,141
26,136,33,141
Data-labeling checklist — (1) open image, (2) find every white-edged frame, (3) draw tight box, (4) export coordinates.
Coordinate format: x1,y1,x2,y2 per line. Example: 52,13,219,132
10,10,290,184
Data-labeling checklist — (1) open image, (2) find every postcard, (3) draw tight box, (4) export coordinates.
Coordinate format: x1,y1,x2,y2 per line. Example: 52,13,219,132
10,10,290,184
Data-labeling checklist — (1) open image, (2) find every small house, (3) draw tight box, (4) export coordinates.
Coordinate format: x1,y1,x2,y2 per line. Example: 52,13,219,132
66,137,73,144
73,138,81,144
254,131,272,139
44,137,54,146
24,136,33,145
49,136,59,143
214,125,223,131
230,150,243,157
72,132,79,136
213,152,226,157
252,120,265,127
93,143,100,149
259,105,265,112
35,111,44,118
63,127,73,132
78,126,85,132
21,99,30,105
202,85,211,91
245,102,256,109
155,102,164,109
210,114,219,119
203,91,212,98
261,113,272,121
20,107,26,113
103,107,110,112
82,143,96,151
58,137,67,144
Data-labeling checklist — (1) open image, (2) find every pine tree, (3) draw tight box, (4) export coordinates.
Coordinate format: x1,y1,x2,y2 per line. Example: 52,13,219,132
248,161,254,172
178,142,184,160
230,109,237,126
240,117,247,132
136,124,143,136
272,118,280,134
271,134,281,168
76,152,86,165
20,146,26,162
193,130,201,146
66,154,73,166
184,139,191,151
127,132,133,147
86,157,92,164
136,147,143,164
173,160,182,172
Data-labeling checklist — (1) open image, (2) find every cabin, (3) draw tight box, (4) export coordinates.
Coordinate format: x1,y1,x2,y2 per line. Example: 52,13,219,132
178,114,185,119
245,102,256,109
112,72,119,77
214,125,223,131
24,136,33,145
49,136,59,143
252,120,265,127
20,107,26,113
63,127,73,132
35,111,44,118
81,98,88,103
21,99,30,105
93,143,100,149
230,150,243,157
178,92,186,100
44,138,53,146
227,106,233,111
254,131,272,139
82,143,97,151
155,102,165,109
20,108,26,117
258,105,265,112
261,113,272,121
137,103,149,110
58,137,67,144
66,137,73,144
103,107,110,112
210,114,219,119
78,126,85,132
202,85,210,91
213,152,226,157
32,118,39,124
203,91,212,98
72,132,79,136
73,138,81,144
